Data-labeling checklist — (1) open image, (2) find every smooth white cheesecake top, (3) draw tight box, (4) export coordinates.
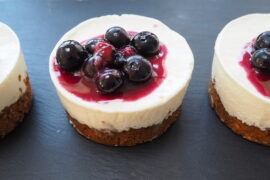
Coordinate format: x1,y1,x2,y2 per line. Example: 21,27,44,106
213,14,270,129
49,14,194,113
215,13,270,103
0,22,28,111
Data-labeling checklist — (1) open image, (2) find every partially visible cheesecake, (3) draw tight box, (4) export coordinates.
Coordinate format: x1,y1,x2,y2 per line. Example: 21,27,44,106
210,14,270,145
0,22,32,137
49,14,194,146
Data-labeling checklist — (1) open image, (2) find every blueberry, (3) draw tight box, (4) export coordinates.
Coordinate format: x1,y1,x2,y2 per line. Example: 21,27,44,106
124,55,152,82
113,51,127,68
254,31,270,50
96,69,124,94
82,56,103,78
251,48,270,73
131,31,160,57
85,39,106,54
105,26,130,48
56,40,88,73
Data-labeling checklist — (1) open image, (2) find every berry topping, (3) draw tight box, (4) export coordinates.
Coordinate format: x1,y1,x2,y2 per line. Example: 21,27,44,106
54,29,167,97
105,26,130,48
96,69,124,94
131,31,160,57
56,40,88,73
124,55,152,82
94,41,112,52
118,45,137,58
82,56,103,78
113,51,127,68
251,48,270,73
95,42,115,66
85,39,105,54
254,31,270,50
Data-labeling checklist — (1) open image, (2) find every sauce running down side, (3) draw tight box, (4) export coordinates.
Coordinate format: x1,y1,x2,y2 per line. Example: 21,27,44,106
239,40,270,97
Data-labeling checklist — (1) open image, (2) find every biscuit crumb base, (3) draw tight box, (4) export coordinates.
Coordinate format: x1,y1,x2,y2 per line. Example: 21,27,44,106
209,81,270,146
0,76,32,137
68,107,180,146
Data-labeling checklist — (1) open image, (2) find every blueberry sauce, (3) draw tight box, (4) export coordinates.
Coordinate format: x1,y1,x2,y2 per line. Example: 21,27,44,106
239,39,270,97
53,32,168,103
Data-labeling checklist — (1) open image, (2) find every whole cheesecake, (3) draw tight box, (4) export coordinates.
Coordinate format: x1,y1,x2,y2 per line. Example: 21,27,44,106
210,14,270,146
0,23,32,137
49,14,194,146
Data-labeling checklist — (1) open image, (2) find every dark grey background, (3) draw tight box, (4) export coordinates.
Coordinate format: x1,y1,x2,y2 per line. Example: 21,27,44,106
0,0,269,179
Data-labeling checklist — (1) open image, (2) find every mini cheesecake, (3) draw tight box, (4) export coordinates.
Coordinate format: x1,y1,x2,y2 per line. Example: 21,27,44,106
0,23,32,137
49,14,194,146
210,14,270,146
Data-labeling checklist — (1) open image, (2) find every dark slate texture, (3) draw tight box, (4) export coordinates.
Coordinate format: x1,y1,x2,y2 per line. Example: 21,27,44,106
0,0,269,179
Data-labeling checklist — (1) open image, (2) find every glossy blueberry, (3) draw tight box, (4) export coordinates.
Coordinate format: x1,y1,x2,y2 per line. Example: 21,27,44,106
124,55,152,82
82,56,103,78
85,39,106,54
251,48,270,73
254,31,270,50
105,26,130,48
96,69,124,94
56,40,88,73
113,51,127,68
131,31,160,57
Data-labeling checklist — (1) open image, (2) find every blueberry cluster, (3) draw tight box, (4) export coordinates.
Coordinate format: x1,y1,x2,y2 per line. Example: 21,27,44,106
56,26,160,94
251,31,270,73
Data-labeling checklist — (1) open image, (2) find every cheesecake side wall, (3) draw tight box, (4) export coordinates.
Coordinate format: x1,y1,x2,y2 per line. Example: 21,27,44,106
0,52,28,111
211,54,270,130
57,82,189,132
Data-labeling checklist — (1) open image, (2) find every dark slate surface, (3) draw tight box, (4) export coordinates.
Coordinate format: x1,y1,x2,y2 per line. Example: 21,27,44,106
0,0,270,179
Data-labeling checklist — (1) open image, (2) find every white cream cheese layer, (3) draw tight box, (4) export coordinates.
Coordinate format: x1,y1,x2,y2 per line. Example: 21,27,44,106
0,22,28,112
49,14,194,132
212,14,270,130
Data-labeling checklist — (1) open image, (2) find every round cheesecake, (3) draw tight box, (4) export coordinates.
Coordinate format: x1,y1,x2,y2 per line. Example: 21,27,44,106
49,14,194,146
0,22,32,137
210,14,270,145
